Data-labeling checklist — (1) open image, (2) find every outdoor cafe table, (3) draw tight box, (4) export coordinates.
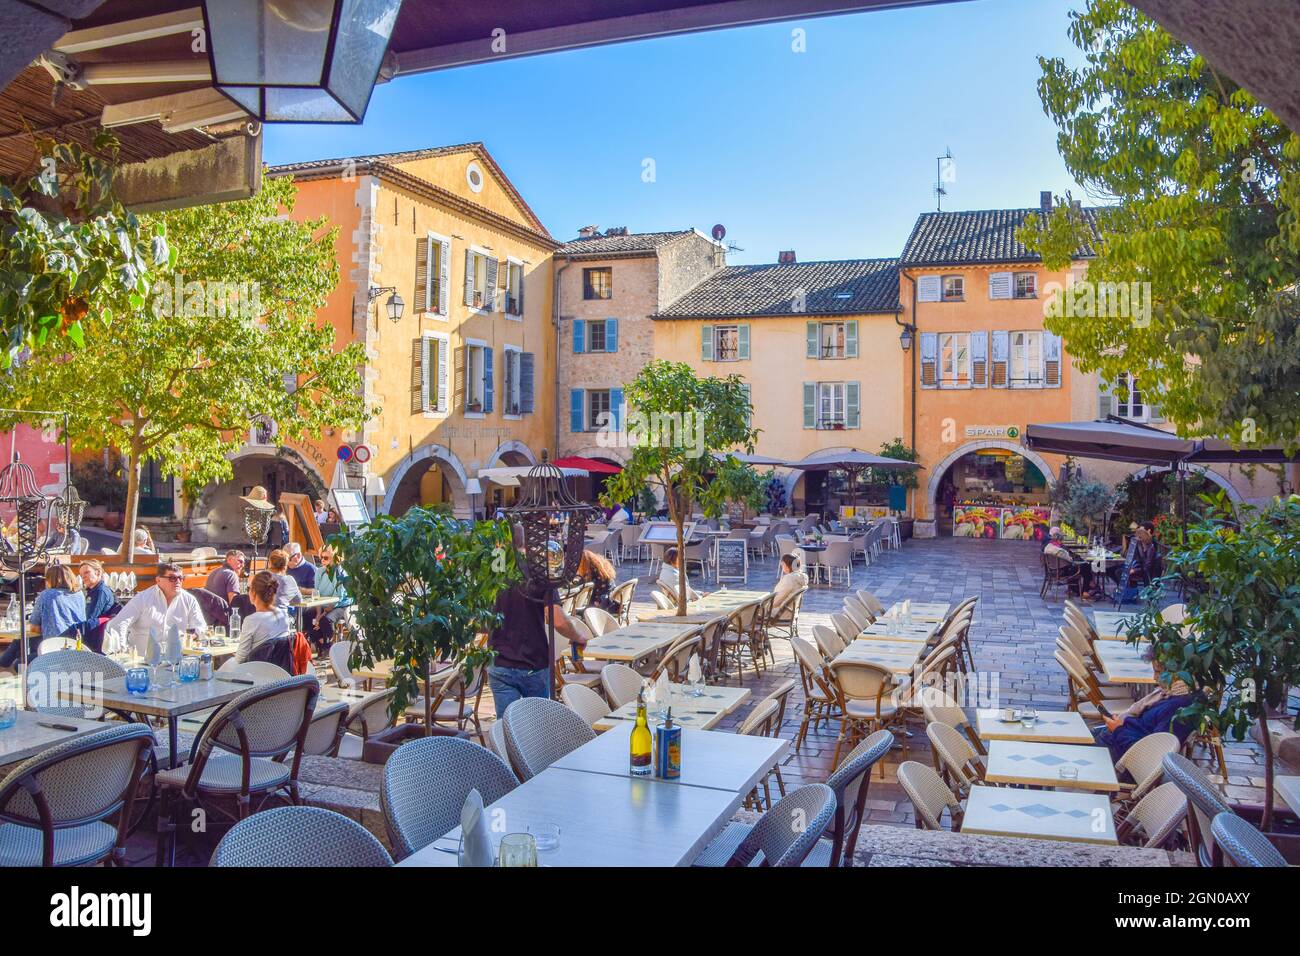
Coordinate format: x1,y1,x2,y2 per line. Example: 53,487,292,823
60,669,280,769
399,725,789,867
295,593,339,632
975,708,1095,745
834,639,925,676
1274,776,1300,815
584,621,701,665
0,709,103,770
962,784,1117,845
983,740,1120,793
1091,610,1138,640
857,620,936,643
1097,649,1156,685
886,601,950,623
594,684,750,732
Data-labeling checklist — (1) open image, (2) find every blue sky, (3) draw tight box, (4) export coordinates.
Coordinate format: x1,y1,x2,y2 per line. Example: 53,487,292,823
264,0,1088,265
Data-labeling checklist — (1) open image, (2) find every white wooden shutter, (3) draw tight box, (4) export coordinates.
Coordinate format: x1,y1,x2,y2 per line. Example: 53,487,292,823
988,272,1013,300
803,383,816,429
990,330,1010,388
1098,391,1115,419
737,324,750,360
917,275,942,302
970,331,989,387
919,332,938,388
420,335,432,411
437,237,451,315
436,337,448,411
845,382,861,429
846,320,859,358
701,325,714,361
1043,331,1063,387
806,322,819,359
464,249,476,306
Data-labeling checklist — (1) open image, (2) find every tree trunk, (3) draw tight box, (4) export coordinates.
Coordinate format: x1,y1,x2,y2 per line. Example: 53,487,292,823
424,656,433,736
1259,710,1276,832
120,448,142,563
664,470,687,616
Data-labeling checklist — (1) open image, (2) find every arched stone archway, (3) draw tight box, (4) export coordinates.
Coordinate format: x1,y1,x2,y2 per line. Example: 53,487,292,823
196,448,328,543
381,444,471,516
1130,464,1245,505
486,440,536,468
925,441,1057,519
568,444,630,466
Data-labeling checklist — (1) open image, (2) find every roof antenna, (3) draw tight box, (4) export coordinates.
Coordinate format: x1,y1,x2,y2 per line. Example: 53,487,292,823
935,148,955,211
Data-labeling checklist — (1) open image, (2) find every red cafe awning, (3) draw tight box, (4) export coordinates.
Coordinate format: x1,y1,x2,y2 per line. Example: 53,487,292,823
552,456,622,474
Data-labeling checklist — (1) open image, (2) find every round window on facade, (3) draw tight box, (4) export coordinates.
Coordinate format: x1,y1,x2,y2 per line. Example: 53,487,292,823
466,161,484,193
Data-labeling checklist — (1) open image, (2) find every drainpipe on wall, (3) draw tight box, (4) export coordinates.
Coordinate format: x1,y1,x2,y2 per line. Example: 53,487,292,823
552,256,572,457
898,269,919,517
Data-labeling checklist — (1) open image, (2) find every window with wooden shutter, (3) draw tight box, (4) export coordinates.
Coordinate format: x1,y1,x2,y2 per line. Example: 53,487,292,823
463,249,476,307
420,336,433,411
454,345,467,411
1097,391,1115,419
845,382,861,429
919,332,938,388
410,337,424,413
606,318,618,352
570,389,585,432
484,257,498,311
1043,331,1062,387
917,276,942,302
990,330,1009,387
803,383,816,428
502,348,515,415
437,237,451,315
1010,331,1044,388
609,387,624,432
806,322,818,359
970,331,989,387
845,320,858,358
520,352,535,414
701,325,714,361
988,272,1012,300
482,347,494,414
414,237,429,313
737,324,750,360
435,336,448,411
572,319,585,353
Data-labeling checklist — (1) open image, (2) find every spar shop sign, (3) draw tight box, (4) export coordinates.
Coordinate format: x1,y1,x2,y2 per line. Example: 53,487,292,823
965,425,1020,439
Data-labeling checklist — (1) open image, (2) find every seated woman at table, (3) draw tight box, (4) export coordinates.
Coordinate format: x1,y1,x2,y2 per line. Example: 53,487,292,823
773,553,809,607
1044,527,1099,601
576,549,619,615
0,564,86,668
1092,650,1199,762
306,545,350,655
265,549,303,609
657,547,701,603
235,571,292,664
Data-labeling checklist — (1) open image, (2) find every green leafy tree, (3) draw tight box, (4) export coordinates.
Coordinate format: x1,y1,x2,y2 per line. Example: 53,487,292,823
331,509,514,724
1130,495,1300,830
873,438,919,490
1053,472,1124,537
600,360,759,614
0,174,370,559
1019,0,1300,448
0,133,163,364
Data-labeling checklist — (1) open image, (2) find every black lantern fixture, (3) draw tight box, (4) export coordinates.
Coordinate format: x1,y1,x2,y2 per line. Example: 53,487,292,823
368,286,404,325
203,0,404,124
506,451,600,695
0,454,67,708
899,325,914,351
244,507,274,574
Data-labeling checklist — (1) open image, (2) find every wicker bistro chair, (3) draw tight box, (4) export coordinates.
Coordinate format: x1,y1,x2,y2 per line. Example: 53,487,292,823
855,590,886,617
583,606,619,638
405,662,489,743
560,683,612,728
652,633,702,683
212,805,393,867
925,720,986,797
650,590,675,611
1114,732,1179,807
840,601,870,634
898,760,964,831
600,663,644,709
696,615,731,684
340,686,399,757
298,701,349,758
619,524,644,562
329,640,358,689
1116,781,1188,850
828,660,901,771
845,592,876,626
830,611,860,645
737,699,782,810
1162,751,1235,866
1055,650,1136,721
718,606,758,684
708,784,837,867
1041,551,1084,600
381,736,519,861
0,723,153,867
812,623,846,662
821,540,855,588
154,674,319,866
791,637,840,753
608,579,637,626
766,586,807,643
922,695,985,755
26,647,126,718
570,582,596,616
1211,812,1289,868
501,697,596,782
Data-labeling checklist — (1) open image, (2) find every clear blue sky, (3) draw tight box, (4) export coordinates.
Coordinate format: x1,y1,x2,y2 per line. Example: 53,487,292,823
263,0,1088,265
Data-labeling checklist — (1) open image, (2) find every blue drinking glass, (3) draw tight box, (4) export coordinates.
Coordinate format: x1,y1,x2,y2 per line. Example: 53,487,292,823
178,657,200,683
0,699,16,730
125,667,150,696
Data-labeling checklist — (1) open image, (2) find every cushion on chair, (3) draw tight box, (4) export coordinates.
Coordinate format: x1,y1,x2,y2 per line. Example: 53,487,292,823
691,821,761,867
0,820,117,867
155,753,291,794
844,699,898,720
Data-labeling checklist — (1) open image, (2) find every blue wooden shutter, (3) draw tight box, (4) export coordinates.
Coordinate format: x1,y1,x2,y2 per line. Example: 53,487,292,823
482,347,494,413
606,318,618,353
701,325,714,361
846,382,861,429
920,332,938,388
803,383,816,429
806,322,819,358
738,324,750,359
970,331,989,387
918,276,942,302
573,319,585,353
609,387,624,432
520,352,535,414
845,320,859,358
570,389,585,432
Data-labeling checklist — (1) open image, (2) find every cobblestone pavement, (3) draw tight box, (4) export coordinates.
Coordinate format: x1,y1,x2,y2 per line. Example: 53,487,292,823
518,535,1279,830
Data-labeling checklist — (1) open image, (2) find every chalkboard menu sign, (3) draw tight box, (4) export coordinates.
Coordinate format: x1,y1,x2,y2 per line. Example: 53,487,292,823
715,538,748,584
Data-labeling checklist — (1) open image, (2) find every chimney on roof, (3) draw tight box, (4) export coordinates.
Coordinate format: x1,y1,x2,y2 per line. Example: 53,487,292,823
578,225,600,239
604,226,628,236
778,250,797,264
1040,191,1053,215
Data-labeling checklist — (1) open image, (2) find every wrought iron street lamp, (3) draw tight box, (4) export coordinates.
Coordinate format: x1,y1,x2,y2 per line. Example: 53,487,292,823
203,0,403,124
244,506,274,575
505,451,600,695
368,286,404,326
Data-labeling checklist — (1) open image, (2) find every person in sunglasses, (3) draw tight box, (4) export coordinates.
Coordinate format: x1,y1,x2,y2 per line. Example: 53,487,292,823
104,562,207,656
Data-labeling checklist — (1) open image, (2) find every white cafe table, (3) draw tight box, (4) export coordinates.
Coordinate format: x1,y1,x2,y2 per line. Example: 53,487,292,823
835,639,925,676
962,785,1117,845
594,685,750,732
0,710,104,770
975,709,1095,745
1274,776,1300,815
1090,611,1136,640
983,740,1120,793
857,621,934,643
886,601,950,623
1098,653,1156,685
583,621,700,665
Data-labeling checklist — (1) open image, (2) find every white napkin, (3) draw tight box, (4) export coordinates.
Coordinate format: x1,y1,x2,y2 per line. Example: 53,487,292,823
146,630,162,667
655,669,671,703
687,653,702,685
458,788,494,867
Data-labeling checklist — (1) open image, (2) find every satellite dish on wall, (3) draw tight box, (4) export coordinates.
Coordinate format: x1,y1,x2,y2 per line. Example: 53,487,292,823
711,224,726,241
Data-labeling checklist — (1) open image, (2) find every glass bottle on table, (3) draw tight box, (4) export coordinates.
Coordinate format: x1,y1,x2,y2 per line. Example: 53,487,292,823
629,689,653,776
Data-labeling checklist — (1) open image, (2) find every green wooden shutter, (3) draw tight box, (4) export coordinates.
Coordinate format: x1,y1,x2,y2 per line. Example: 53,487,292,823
803,383,816,429
701,325,714,361
846,382,861,429
738,324,750,359
806,322,819,359
482,347,494,413
845,320,858,358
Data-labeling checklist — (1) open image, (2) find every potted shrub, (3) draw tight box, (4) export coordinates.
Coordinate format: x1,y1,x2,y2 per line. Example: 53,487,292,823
1130,494,1300,833
330,507,515,732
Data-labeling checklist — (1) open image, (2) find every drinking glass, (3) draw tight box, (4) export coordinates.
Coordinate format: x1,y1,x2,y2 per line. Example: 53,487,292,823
1058,766,1079,783
154,661,175,689
0,699,16,730
498,833,538,868
126,667,150,696
209,626,226,645
527,823,561,852
178,657,200,683
1020,707,1038,729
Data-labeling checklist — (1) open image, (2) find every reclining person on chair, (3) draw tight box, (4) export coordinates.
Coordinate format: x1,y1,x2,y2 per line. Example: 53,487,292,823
1092,648,1199,762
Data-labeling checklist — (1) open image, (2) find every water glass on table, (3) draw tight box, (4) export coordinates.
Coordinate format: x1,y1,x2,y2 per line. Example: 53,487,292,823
498,833,538,868
1020,707,1038,730
0,698,16,730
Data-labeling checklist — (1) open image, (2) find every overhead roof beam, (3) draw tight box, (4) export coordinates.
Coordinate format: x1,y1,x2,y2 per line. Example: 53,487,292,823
53,7,203,54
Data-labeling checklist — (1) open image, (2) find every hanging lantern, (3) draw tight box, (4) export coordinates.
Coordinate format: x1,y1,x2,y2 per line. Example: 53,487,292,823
506,451,599,592
203,0,404,123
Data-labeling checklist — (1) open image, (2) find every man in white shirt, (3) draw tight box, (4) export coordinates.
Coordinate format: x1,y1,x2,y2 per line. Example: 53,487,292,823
104,562,208,655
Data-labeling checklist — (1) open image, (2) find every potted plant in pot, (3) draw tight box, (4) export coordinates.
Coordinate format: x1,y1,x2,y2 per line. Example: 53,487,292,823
1054,471,1124,543
1129,494,1300,838
330,506,515,741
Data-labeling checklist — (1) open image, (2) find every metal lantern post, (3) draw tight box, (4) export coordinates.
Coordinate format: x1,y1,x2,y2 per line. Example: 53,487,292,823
0,454,69,708
505,452,600,696
244,507,273,575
